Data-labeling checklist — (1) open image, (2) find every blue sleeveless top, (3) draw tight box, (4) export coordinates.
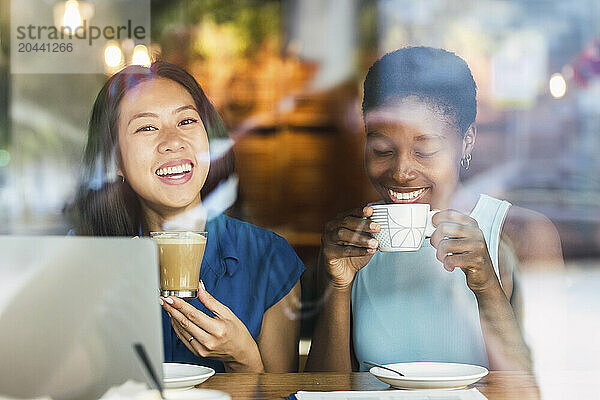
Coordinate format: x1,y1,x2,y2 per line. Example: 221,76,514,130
162,214,305,372
352,195,511,370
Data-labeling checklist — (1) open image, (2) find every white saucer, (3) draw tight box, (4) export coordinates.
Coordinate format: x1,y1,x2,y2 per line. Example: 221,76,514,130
163,363,216,390
369,362,488,390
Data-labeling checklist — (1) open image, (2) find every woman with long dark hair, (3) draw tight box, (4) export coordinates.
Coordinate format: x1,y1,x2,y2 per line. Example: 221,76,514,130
69,61,303,372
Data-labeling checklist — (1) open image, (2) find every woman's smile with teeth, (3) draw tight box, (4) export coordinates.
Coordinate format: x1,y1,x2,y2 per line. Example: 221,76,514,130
388,187,427,203
156,163,193,177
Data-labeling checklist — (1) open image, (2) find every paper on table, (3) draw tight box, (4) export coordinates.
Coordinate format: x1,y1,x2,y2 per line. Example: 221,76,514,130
294,388,487,400
98,380,160,400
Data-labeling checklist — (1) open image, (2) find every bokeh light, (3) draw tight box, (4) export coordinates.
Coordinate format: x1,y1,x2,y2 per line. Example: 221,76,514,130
132,45,151,67
104,44,123,68
549,73,567,98
62,0,82,32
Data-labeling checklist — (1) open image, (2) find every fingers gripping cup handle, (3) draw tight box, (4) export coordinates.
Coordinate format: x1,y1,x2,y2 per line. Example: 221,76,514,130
425,210,439,238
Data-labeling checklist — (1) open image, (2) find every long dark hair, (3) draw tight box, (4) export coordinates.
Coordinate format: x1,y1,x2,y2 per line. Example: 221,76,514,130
68,61,229,236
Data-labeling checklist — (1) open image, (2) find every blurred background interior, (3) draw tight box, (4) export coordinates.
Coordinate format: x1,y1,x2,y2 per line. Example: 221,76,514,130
1,0,600,386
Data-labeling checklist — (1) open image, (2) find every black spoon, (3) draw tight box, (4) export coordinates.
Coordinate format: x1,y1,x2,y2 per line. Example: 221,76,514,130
363,361,405,377
133,343,165,399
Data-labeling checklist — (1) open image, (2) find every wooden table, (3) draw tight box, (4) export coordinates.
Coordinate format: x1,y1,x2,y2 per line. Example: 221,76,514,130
199,372,541,399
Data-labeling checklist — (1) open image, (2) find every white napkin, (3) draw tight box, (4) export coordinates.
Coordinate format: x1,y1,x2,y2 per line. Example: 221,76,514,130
0,382,158,400
295,388,487,400
98,381,160,400
99,383,232,400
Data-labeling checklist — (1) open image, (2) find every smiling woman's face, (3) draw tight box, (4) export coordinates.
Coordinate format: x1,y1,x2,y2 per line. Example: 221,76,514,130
364,97,467,210
117,77,210,212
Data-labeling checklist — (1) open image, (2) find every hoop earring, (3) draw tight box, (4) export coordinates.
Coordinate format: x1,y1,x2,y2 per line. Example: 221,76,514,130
460,154,471,170
121,175,125,183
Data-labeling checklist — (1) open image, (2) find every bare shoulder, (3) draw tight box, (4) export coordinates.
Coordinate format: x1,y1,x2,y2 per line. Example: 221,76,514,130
501,205,564,269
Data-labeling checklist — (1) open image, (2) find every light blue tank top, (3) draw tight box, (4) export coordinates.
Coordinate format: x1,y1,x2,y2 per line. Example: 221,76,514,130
352,194,511,370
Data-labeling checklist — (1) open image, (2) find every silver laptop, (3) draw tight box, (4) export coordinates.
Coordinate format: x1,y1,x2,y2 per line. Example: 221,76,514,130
0,236,163,400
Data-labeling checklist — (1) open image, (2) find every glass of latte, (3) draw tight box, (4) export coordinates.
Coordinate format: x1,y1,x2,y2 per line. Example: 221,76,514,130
150,231,208,298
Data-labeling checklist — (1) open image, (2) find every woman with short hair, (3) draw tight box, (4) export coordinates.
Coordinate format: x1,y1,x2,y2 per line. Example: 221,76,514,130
307,47,563,372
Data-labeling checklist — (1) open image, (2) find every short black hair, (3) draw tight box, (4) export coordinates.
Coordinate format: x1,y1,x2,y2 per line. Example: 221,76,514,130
362,47,477,135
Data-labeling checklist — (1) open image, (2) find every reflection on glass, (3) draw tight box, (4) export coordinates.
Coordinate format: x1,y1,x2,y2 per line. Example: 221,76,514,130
1,1,600,395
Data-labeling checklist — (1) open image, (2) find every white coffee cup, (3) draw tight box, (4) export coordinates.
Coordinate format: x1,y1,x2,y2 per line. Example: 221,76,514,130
370,204,437,252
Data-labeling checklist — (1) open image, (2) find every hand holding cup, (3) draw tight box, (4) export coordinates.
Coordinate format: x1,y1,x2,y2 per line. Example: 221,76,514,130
429,210,499,294
321,206,380,290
